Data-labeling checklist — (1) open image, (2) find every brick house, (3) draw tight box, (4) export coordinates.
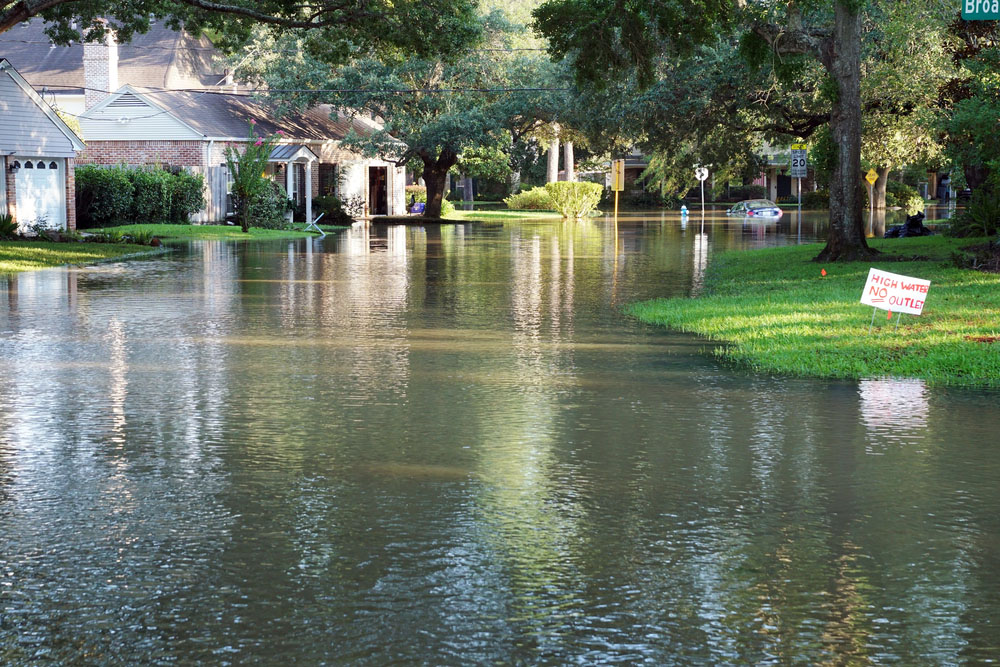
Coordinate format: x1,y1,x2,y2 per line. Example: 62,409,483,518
0,21,406,222
0,58,85,232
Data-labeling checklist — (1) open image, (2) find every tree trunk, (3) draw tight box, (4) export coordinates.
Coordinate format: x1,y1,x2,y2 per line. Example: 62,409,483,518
964,164,989,191
547,126,560,183
563,141,575,182
814,1,873,262
509,170,521,194
872,166,891,210
421,149,458,218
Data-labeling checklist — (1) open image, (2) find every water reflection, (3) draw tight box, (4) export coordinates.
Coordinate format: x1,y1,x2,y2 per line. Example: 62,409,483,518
0,215,998,664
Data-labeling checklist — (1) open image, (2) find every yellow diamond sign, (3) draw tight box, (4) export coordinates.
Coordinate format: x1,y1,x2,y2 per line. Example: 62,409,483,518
865,168,879,185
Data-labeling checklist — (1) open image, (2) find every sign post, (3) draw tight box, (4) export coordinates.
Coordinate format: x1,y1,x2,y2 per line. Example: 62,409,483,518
860,267,931,332
694,166,709,217
865,168,878,224
611,159,625,220
790,144,807,238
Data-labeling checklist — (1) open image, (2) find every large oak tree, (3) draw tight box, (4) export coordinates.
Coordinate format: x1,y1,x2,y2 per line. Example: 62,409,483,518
534,0,880,261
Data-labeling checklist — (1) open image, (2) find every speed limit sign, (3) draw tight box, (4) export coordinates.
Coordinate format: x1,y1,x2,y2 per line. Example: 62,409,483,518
790,143,808,178
694,167,709,181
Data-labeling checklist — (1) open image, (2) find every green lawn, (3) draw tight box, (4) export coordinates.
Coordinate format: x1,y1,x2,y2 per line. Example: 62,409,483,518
0,241,153,274
446,209,568,221
627,236,1000,387
97,223,328,240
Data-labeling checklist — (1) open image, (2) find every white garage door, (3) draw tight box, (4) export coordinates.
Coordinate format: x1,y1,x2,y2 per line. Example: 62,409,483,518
15,157,65,231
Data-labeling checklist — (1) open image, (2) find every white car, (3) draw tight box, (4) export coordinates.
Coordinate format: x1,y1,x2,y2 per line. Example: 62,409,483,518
727,199,783,219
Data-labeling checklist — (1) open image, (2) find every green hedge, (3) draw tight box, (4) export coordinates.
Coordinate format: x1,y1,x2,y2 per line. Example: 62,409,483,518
76,165,205,228
503,186,553,210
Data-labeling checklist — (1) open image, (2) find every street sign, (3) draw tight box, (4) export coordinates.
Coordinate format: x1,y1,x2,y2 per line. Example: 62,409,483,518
611,159,625,192
865,168,879,185
694,167,709,182
790,145,807,179
963,0,1000,20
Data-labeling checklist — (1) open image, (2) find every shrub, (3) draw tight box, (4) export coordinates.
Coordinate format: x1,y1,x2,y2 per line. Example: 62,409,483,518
949,185,1000,237
129,168,173,223
313,195,354,226
725,184,766,202
545,181,604,219
0,213,17,239
76,165,205,227
407,184,455,215
246,180,291,230
504,186,554,210
803,189,829,209
886,181,924,213
225,121,282,232
75,165,134,227
170,170,205,223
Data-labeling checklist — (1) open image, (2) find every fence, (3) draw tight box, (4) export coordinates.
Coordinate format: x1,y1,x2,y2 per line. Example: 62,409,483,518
191,165,228,223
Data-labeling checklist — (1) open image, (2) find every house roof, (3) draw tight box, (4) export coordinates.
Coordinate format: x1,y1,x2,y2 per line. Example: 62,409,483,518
0,20,223,94
128,88,380,141
269,144,319,162
0,58,86,154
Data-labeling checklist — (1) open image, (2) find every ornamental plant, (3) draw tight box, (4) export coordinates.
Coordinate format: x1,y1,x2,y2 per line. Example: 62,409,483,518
225,121,283,233
503,186,553,210
544,181,603,219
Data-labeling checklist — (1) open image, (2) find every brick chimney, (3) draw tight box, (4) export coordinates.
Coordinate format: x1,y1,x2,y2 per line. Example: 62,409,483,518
83,21,118,109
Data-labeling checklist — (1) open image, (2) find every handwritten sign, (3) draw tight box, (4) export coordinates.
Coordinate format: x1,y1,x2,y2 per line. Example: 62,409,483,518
860,268,930,315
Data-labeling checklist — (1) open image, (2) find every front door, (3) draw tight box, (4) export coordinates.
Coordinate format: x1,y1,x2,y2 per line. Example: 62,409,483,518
15,157,65,231
368,166,388,216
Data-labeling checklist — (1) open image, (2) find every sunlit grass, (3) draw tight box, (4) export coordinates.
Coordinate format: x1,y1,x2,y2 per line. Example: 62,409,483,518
0,241,152,274
446,209,567,221
626,236,1000,387
95,223,318,240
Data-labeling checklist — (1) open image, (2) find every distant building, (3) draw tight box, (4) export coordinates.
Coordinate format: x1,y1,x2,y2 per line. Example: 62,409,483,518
0,21,406,221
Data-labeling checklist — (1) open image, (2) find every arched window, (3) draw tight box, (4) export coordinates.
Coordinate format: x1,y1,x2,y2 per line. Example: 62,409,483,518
24,161,34,169
49,162,58,170
11,161,20,170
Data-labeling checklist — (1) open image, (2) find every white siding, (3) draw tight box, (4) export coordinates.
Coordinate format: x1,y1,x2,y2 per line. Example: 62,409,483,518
340,161,366,203
81,93,202,141
0,72,77,157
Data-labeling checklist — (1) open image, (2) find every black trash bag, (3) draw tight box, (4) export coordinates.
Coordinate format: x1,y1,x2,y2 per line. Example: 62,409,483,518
901,211,932,237
886,212,932,238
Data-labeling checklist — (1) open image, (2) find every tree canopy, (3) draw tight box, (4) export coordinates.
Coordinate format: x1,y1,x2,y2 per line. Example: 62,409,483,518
1,0,480,63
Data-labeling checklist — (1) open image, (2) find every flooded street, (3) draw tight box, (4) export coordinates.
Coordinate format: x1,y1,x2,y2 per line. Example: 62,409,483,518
2,209,998,664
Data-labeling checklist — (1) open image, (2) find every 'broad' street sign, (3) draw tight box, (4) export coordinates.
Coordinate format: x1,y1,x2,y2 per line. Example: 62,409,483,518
963,0,1000,19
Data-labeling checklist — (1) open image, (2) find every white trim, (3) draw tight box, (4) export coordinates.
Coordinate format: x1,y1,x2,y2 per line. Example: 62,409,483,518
0,59,86,152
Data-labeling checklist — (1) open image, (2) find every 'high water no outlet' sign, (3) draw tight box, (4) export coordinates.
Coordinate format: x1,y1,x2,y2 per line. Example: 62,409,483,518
963,0,1000,19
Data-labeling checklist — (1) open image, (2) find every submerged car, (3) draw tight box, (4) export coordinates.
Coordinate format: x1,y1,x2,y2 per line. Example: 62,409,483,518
727,199,783,219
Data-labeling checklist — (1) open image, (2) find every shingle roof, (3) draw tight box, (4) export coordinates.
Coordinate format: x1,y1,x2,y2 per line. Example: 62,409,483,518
129,88,380,141
0,20,223,94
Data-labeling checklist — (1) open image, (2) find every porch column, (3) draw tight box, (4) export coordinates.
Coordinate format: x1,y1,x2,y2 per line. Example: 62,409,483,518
285,161,294,201
305,159,313,223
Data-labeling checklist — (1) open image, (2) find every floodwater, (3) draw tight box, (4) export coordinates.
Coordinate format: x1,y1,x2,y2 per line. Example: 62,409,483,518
1,208,998,664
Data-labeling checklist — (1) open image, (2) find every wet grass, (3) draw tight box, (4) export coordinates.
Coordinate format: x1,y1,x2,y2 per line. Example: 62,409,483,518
626,236,1000,387
0,240,152,274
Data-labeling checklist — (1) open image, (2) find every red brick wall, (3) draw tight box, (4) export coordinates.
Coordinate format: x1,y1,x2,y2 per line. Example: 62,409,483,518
64,157,76,231
4,157,15,220
77,141,205,167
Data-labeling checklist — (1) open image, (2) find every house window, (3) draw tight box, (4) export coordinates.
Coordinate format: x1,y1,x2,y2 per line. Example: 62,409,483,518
48,162,58,170
319,163,338,197
24,161,34,169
